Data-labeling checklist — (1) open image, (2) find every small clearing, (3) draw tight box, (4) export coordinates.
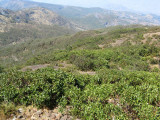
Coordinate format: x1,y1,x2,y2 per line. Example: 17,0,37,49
142,32,160,44
98,44,105,49
150,64,160,69
111,39,125,46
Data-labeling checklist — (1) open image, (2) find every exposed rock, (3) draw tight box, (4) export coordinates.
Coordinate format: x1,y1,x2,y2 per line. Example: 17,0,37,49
18,108,24,113
36,110,43,115
51,114,56,119
17,115,23,119
60,115,68,120
7,106,81,120
55,113,62,120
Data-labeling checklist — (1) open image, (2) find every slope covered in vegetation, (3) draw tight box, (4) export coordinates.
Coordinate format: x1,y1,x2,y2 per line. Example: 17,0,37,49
1,25,160,119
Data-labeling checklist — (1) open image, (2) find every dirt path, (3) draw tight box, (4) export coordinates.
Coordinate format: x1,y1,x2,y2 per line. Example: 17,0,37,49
21,64,50,72
21,62,97,75
53,61,73,70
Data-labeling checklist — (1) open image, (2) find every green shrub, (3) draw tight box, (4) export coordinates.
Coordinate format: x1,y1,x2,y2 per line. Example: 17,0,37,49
0,68,74,108
1,67,160,119
0,66,4,73
150,59,159,64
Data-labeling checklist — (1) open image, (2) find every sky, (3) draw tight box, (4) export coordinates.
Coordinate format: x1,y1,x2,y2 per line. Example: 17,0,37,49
32,0,160,15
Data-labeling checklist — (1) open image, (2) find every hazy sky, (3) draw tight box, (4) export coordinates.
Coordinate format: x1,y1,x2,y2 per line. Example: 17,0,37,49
32,0,160,15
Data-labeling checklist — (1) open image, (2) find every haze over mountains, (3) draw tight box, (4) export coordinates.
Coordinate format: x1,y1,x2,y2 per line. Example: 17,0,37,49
0,0,160,29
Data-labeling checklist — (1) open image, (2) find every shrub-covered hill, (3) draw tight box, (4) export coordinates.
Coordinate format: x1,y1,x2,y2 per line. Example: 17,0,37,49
1,25,160,71
0,23,75,46
1,25,160,119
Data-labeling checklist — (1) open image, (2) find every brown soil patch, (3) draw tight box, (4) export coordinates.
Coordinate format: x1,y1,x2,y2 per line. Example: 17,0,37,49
143,32,160,44
53,61,73,70
98,44,105,49
150,64,160,69
78,71,96,75
111,39,125,46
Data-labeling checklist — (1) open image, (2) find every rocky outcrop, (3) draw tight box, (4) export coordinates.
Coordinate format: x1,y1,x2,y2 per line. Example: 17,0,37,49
8,106,80,120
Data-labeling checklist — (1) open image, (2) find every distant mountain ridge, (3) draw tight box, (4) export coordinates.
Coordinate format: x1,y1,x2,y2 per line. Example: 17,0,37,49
0,7,82,30
0,7,77,45
12,7,73,27
0,0,160,29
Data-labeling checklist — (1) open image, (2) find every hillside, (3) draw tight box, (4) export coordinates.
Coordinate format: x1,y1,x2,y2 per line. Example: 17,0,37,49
1,25,160,120
1,1,160,120
0,0,160,29
0,7,80,29
0,23,76,46
0,25,160,69
0,7,81,46
12,7,78,28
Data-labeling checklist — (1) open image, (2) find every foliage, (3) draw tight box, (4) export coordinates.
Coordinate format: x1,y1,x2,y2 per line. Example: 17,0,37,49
1,26,160,119
69,50,110,71
1,25,160,68
0,65,4,73
0,68,73,108
1,68,160,119
60,69,160,119
0,24,74,46
0,102,17,118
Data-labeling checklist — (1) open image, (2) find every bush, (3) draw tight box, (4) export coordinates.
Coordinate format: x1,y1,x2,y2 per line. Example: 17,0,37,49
1,67,160,119
139,45,158,57
0,68,74,108
70,55,94,71
0,66,4,73
150,59,159,64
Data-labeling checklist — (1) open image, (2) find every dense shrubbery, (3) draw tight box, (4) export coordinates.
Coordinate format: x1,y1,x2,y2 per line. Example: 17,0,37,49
69,50,110,71
0,65,4,73
60,69,160,119
26,44,159,72
0,68,74,108
138,45,158,57
1,26,160,68
1,68,160,119
68,45,155,71
1,26,160,119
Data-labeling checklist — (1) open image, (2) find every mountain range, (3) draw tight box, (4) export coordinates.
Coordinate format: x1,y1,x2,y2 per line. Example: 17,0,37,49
0,0,160,29
0,7,78,45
